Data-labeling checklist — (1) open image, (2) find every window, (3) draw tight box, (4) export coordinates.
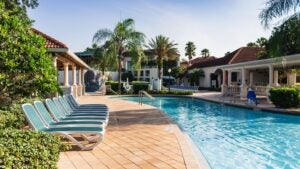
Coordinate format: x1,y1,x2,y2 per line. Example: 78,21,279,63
145,70,150,76
140,70,144,76
231,72,237,82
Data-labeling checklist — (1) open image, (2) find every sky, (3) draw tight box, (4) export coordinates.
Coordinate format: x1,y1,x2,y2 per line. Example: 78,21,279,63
28,0,273,59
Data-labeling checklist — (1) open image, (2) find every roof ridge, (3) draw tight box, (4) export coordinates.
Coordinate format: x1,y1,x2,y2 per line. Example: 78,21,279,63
31,28,68,49
228,47,244,64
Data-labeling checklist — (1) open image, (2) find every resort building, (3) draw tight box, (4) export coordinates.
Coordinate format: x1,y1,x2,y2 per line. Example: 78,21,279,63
32,28,90,97
184,47,262,89
219,53,300,98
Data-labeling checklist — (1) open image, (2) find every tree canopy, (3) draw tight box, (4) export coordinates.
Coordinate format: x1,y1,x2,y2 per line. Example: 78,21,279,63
185,41,196,61
0,1,59,106
260,0,300,28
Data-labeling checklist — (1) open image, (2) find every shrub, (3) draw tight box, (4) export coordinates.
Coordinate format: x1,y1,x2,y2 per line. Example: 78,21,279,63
132,81,149,94
269,87,300,108
121,72,134,82
105,81,121,92
0,129,69,168
0,97,43,129
148,90,193,95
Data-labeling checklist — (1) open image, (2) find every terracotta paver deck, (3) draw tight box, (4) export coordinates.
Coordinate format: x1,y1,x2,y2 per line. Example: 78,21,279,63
58,96,204,169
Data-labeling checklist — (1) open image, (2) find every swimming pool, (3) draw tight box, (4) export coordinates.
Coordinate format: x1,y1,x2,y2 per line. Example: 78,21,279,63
116,96,300,169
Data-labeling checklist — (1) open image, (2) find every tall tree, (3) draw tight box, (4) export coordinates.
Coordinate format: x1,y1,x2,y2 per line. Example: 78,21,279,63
268,16,300,57
93,18,145,92
185,41,196,62
0,1,59,106
256,37,268,48
259,0,300,28
147,35,179,89
91,42,117,76
201,48,210,58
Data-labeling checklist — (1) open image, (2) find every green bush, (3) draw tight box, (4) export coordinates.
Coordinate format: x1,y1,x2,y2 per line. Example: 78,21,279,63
0,129,69,168
148,90,193,95
132,81,149,94
105,81,120,92
269,87,300,108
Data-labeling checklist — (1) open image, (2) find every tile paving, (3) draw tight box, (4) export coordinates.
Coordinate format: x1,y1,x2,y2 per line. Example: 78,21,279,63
58,96,201,169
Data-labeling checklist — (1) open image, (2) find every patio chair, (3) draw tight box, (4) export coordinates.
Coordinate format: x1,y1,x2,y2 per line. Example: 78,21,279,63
55,97,108,117
68,94,106,108
22,103,104,150
61,96,108,112
34,101,105,128
45,99,109,124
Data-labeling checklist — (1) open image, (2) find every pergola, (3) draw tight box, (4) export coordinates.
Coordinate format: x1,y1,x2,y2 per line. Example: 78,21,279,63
218,53,300,98
32,28,90,97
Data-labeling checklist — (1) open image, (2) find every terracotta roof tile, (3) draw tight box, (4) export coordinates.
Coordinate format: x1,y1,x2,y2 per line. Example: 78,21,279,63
189,47,263,69
31,28,68,49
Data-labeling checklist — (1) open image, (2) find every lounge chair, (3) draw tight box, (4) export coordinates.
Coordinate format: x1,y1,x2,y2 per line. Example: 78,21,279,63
22,103,104,150
59,96,108,114
34,101,105,128
54,97,108,117
45,99,109,124
68,94,106,109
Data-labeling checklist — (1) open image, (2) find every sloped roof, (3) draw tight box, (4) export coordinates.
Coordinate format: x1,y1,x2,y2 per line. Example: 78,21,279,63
189,47,263,69
31,28,68,49
181,56,215,65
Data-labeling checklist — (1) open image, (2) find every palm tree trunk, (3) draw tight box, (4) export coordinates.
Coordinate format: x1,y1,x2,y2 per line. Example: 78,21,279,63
118,55,122,93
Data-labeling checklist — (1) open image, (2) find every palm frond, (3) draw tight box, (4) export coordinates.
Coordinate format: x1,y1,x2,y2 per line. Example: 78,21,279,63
93,29,113,44
260,0,300,28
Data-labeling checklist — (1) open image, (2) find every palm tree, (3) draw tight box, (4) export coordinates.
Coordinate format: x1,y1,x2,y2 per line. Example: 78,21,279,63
147,35,179,90
185,41,196,64
93,18,145,92
259,0,300,28
128,43,146,80
201,48,210,58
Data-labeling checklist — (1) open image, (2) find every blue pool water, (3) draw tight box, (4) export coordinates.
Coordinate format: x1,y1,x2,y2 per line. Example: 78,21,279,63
116,96,300,169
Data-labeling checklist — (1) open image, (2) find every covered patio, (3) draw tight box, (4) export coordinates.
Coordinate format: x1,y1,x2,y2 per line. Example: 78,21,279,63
32,28,90,97
219,54,300,98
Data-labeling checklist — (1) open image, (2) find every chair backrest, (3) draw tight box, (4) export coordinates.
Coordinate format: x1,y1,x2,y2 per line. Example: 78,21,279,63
58,96,74,113
53,97,71,115
33,101,55,126
64,95,77,109
45,99,65,120
69,94,80,107
21,103,47,131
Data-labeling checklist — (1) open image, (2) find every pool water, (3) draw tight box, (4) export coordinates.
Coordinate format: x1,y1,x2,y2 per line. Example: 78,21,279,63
116,96,300,169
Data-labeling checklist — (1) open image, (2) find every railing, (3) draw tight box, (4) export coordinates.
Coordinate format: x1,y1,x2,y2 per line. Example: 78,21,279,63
138,90,154,105
252,86,268,96
221,86,241,103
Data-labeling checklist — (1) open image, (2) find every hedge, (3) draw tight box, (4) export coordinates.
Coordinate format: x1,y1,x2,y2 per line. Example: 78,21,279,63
132,81,149,94
105,81,121,92
269,87,300,108
0,130,69,168
148,90,193,95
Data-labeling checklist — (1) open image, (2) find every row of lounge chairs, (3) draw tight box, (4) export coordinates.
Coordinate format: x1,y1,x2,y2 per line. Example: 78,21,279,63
21,95,109,150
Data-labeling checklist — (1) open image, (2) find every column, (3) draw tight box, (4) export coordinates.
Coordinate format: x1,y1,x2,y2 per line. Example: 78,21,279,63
268,65,274,86
82,69,86,95
228,70,232,86
63,63,69,86
78,68,82,96
267,65,274,101
72,65,77,97
249,72,253,86
221,70,227,94
240,68,247,98
53,56,57,68
274,70,279,86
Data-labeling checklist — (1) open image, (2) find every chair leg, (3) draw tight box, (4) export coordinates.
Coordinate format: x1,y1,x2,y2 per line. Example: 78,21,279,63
59,132,103,150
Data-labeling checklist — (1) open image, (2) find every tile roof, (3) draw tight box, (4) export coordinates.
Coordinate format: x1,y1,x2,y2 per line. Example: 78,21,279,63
31,28,68,49
189,47,263,69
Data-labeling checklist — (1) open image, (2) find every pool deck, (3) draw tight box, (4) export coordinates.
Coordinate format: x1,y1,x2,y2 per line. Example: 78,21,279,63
192,91,300,115
58,95,207,169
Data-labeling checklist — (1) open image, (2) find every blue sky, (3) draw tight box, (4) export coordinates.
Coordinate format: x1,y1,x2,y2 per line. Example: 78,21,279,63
28,0,272,59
